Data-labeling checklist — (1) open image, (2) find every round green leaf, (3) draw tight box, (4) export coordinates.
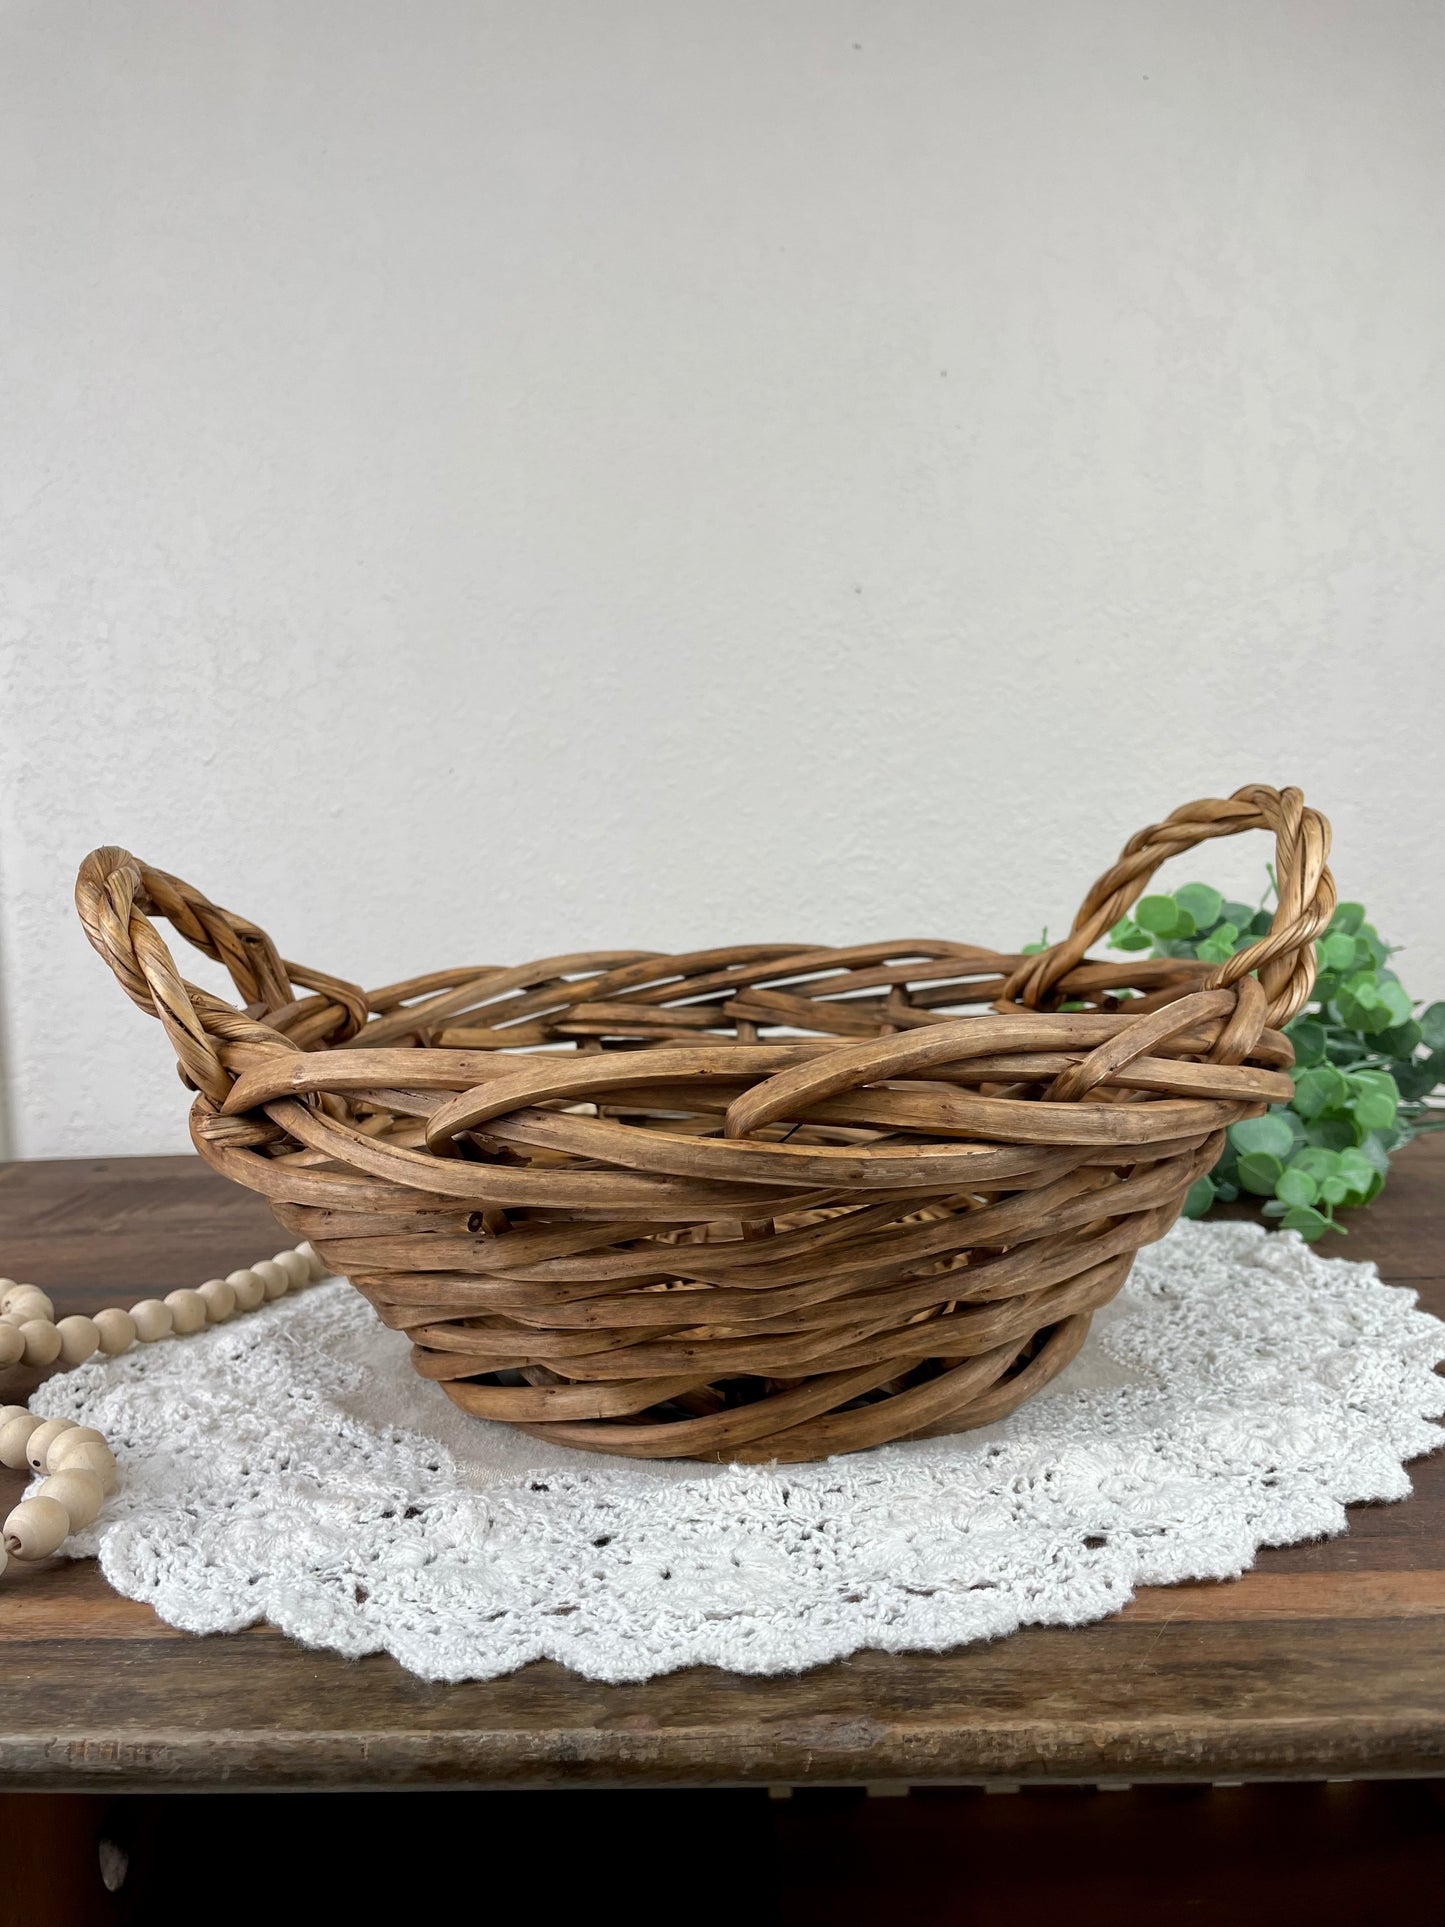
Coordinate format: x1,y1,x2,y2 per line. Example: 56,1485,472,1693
1175,884,1223,930
1289,1146,1340,1180
1228,1113,1298,1160
1379,980,1413,1026
1375,1019,1423,1061
1330,903,1365,934
1291,1063,1349,1120
1419,1003,1445,1051
1275,1167,1318,1208
1334,973,1400,1036
1347,1069,1400,1132
1182,1177,1216,1219
1358,1133,1394,1178
1281,1203,1334,1240
1395,1059,1442,1101
1350,1092,1397,1132
1134,895,1180,937
1237,1151,1285,1196
1285,1019,1327,1066
1333,1149,1377,1205
1319,931,1357,973
1357,924,1389,968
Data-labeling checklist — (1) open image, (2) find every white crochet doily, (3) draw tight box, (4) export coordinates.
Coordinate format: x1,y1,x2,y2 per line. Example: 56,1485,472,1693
28,1218,1445,1684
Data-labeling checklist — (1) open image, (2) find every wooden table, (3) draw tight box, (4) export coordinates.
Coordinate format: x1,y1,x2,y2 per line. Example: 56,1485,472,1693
2,1140,1443,1794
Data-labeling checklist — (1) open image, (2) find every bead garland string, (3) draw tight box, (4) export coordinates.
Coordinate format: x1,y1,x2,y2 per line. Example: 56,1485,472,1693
0,1241,327,1575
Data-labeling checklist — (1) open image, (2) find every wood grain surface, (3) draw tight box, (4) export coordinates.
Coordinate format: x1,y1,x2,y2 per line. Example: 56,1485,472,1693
0,1138,1442,1791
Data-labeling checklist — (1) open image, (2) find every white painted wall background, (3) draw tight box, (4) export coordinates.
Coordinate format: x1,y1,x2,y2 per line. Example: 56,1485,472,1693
1,0,1442,1160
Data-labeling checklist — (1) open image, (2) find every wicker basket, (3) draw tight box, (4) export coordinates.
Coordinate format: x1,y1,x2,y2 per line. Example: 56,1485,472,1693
75,784,1333,1463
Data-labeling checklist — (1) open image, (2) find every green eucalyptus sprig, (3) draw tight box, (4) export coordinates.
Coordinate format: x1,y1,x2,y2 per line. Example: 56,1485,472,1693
1099,882,1445,1238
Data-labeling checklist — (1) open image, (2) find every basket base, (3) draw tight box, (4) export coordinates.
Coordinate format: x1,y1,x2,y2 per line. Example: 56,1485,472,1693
483,1307,1100,1463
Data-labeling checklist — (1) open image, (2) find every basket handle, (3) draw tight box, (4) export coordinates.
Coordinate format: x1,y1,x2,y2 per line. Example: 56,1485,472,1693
75,847,366,1103
1001,784,1336,1028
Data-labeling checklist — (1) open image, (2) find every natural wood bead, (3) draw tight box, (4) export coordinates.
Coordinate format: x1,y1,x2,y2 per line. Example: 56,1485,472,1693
163,1288,208,1335
4,1495,71,1559
0,1278,15,1296
47,1425,107,1464
197,1278,237,1323
25,1417,76,1474
296,1241,326,1280
48,1437,117,1493
0,1412,42,1469
0,1325,25,1368
20,1319,62,1368
250,1260,290,1301
0,1404,31,1427
38,1468,104,1531
93,1307,138,1355
130,1299,174,1341
273,1250,312,1291
1,1284,54,1323
226,1269,266,1312
55,1315,101,1366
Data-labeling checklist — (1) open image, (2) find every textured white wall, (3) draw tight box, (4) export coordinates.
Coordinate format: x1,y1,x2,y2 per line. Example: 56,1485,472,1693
2,0,1443,1159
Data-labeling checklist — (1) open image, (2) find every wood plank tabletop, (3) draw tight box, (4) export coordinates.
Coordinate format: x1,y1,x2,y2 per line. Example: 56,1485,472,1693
1,1140,1442,1792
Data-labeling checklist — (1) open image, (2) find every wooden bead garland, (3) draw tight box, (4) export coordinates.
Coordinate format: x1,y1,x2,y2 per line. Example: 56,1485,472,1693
55,1315,100,1366
0,1285,55,1324
163,1288,208,1334
39,1467,105,1529
225,1270,267,1312
19,1321,61,1368
5,1494,71,1560
25,1417,78,1473
93,1308,137,1355
197,1278,236,1323
129,1299,174,1341
0,1241,327,1575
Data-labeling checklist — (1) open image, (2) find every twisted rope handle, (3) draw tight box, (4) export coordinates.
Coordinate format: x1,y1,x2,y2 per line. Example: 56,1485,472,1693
75,848,367,1103
1001,784,1336,1028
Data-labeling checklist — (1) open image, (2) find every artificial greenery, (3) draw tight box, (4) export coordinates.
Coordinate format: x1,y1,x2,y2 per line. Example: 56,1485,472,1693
1092,881,1445,1238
